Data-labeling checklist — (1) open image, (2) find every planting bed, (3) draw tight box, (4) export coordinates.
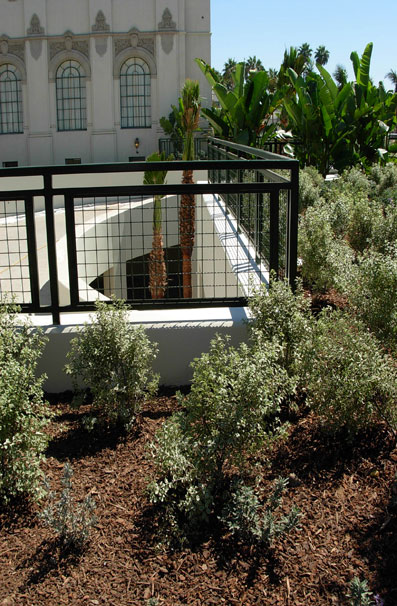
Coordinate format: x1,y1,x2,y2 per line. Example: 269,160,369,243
1,391,397,606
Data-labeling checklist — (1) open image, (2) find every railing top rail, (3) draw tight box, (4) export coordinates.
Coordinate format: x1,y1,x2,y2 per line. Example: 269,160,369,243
208,136,299,163
0,159,296,179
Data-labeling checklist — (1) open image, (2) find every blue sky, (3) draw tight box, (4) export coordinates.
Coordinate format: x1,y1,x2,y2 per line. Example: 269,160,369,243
210,0,396,87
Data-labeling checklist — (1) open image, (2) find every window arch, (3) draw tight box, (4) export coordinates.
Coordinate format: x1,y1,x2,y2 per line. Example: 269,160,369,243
0,63,23,134
120,58,151,128
56,60,87,131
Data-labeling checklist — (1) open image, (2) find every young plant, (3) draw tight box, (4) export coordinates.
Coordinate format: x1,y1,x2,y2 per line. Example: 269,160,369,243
219,477,301,546
65,298,158,430
0,300,51,503
39,462,96,550
346,577,376,606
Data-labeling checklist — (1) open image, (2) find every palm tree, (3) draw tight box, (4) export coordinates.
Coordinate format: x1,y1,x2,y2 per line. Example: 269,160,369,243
143,152,173,299
179,80,201,298
267,68,278,92
298,42,313,61
333,64,348,90
385,69,397,92
244,55,264,79
222,58,236,90
315,45,330,66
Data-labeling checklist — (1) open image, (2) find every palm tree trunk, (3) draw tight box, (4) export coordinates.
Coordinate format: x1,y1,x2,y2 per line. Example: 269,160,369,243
149,195,167,299
179,169,195,298
149,227,167,299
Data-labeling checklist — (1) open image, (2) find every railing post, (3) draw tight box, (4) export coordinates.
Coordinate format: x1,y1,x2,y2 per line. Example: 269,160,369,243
286,164,299,290
24,194,41,311
64,194,79,307
256,172,264,264
43,172,60,324
269,190,279,279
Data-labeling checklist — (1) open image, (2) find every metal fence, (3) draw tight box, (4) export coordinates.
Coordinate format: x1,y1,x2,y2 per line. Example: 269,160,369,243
0,140,298,324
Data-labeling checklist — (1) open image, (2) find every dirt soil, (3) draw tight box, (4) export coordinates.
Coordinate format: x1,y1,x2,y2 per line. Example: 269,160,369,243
1,391,397,606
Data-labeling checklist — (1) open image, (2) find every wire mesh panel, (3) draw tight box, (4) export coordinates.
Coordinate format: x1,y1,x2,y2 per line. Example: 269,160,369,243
0,64,23,134
0,199,32,303
67,189,261,306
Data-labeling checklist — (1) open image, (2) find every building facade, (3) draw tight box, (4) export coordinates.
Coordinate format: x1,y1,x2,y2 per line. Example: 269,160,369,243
0,0,211,166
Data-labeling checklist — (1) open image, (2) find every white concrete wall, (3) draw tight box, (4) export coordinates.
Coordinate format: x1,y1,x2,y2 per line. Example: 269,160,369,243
33,307,250,391
0,0,211,167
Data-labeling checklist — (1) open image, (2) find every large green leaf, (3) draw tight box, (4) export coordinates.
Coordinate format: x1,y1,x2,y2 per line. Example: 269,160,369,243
200,107,231,138
317,64,338,101
357,42,373,90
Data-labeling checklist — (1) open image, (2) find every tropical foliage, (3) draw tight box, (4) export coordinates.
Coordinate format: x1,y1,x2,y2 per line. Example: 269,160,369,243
196,58,282,146
196,43,396,175
283,43,397,174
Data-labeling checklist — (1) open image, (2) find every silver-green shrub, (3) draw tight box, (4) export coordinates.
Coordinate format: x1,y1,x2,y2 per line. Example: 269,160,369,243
149,335,294,529
345,246,397,350
370,163,397,197
65,298,158,430
298,203,354,292
219,477,300,545
39,462,96,549
371,203,397,254
0,301,51,503
334,166,371,196
303,309,397,433
298,166,325,211
248,278,312,379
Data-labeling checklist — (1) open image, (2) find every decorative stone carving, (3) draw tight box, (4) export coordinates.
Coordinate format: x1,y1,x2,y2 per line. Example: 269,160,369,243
0,38,9,55
27,14,45,36
158,8,176,54
92,10,110,32
114,29,155,60
95,38,107,57
0,36,25,62
49,35,89,62
158,8,176,30
114,38,131,57
65,36,73,51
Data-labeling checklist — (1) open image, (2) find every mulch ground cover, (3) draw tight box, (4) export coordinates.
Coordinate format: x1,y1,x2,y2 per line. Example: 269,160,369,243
1,390,397,606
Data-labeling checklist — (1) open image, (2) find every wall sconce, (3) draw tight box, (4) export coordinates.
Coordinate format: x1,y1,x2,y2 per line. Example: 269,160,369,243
134,137,140,153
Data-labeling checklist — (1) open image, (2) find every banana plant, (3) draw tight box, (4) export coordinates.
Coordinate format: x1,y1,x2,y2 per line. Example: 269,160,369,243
283,66,354,175
195,58,282,146
344,43,397,167
283,43,397,174
143,151,173,299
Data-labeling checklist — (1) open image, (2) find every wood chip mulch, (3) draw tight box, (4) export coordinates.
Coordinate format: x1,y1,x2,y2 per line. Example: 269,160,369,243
1,391,397,606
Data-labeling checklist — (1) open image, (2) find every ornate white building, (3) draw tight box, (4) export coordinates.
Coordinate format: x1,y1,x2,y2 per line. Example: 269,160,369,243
0,0,211,166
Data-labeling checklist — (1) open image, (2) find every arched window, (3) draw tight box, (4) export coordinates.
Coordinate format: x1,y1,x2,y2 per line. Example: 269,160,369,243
0,63,23,134
56,60,86,131
120,58,151,128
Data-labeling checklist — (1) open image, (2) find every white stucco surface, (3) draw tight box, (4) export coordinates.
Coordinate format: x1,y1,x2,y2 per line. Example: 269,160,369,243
0,0,211,166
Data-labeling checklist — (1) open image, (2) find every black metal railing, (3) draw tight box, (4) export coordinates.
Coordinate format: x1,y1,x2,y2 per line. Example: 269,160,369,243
158,137,208,159
0,140,298,324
